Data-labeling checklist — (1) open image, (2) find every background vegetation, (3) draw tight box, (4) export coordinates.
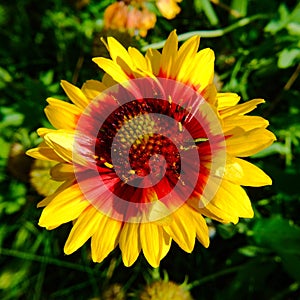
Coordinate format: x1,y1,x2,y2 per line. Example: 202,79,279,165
0,0,300,299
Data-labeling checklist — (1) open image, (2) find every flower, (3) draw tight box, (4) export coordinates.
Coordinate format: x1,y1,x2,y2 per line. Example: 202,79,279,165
104,0,181,37
101,283,126,300
139,280,193,300
27,31,276,267
7,142,33,182
30,160,62,196
156,0,182,19
104,1,156,37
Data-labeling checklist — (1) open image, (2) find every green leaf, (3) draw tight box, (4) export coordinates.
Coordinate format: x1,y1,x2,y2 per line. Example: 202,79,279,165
0,181,27,215
0,67,12,89
280,253,300,282
39,70,54,86
289,3,300,24
287,22,300,36
0,107,24,129
0,262,29,291
253,217,300,281
217,223,237,239
194,0,203,13
251,142,288,158
278,3,290,21
230,0,248,17
0,137,10,160
238,245,271,257
265,3,300,35
278,48,300,68
253,217,300,250
264,4,288,34
199,0,219,26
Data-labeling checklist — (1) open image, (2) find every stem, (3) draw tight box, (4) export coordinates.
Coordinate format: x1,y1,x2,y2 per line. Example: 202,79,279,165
283,63,300,91
0,247,96,274
142,14,269,51
210,0,242,18
263,63,300,117
285,133,292,167
187,264,244,289
271,282,299,300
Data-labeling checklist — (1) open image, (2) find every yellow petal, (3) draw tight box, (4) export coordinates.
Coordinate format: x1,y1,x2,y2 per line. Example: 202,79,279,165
38,183,89,228
102,73,117,87
107,37,133,68
37,196,55,208
93,57,129,83
193,48,215,90
37,128,57,137
177,35,200,58
163,204,196,253
193,200,235,224
106,37,141,77
45,98,81,130
226,128,276,157
129,47,148,70
160,231,172,260
61,80,89,109
64,206,102,254
187,206,209,247
223,115,269,133
145,48,161,75
81,80,106,102
220,99,265,118
91,215,122,263
47,225,60,230
147,200,173,225
201,83,217,106
161,30,178,77
175,35,200,83
217,92,240,109
119,223,141,267
223,156,272,186
140,223,170,267
50,163,74,181
203,180,254,224
187,177,253,224
44,131,74,163
26,146,64,162
37,179,75,207
216,180,254,218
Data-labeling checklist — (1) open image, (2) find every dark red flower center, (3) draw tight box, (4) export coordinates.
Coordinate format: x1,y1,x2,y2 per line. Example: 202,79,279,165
95,99,187,195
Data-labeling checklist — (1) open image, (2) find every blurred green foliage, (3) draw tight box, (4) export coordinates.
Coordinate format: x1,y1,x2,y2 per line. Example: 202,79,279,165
0,0,300,299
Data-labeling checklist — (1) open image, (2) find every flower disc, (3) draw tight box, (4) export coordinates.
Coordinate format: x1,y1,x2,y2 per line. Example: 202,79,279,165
73,77,226,223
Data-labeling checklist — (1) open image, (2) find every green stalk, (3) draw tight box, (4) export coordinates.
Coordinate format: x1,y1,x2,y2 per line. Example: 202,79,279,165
0,247,96,274
142,14,269,51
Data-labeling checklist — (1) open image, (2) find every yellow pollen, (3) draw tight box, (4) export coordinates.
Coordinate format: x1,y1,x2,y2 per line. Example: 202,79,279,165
178,176,186,186
104,162,114,168
180,145,198,151
178,122,183,132
194,137,209,143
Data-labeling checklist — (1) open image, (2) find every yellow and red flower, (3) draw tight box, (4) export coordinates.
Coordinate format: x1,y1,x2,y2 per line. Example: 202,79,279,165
104,0,182,37
27,31,275,267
